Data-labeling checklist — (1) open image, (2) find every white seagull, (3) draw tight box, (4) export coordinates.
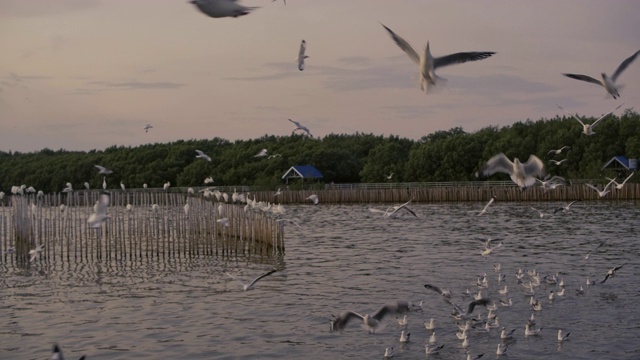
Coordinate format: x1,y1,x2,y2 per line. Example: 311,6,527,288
225,269,277,291
558,103,623,135
29,244,45,262
94,165,113,175
605,172,635,190
190,0,257,18
384,347,394,358
584,240,605,260
557,329,570,342
425,344,445,355
120,181,126,191
195,150,212,161
204,176,214,184
585,183,613,198
297,40,309,71
478,195,496,216
88,193,110,228
399,330,410,343
254,148,268,157
102,177,107,190
547,146,570,156
549,159,568,166
288,118,313,137
476,153,546,189
554,200,580,213
563,49,640,99
424,284,452,300
530,207,546,218
381,23,495,92
306,194,319,205
330,301,411,333
385,199,417,217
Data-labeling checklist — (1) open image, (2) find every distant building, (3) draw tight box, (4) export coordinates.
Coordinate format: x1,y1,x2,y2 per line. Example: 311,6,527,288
282,165,323,184
602,156,638,172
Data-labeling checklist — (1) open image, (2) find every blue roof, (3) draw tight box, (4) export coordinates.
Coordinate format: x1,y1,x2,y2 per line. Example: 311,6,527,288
282,165,323,179
602,156,637,170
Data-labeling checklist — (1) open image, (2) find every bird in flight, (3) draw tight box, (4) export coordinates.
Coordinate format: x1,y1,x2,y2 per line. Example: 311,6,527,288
288,118,313,137
381,23,495,92
195,150,212,161
330,301,411,333
297,40,309,71
88,193,110,228
563,49,640,99
94,165,113,175
225,269,277,291
190,0,257,18
476,153,546,189
557,103,623,135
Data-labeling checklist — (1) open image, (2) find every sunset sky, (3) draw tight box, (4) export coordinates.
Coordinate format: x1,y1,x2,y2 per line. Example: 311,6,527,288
1,0,639,152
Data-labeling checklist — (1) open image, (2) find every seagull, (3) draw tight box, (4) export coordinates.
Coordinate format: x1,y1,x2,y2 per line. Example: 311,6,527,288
449,298,490,320
29,244,45,262
549,159,568,166
386,172,394,180
204,176,214,184
547,146,570,156
554,200,580,213
424,318,436,331
530,207,546,218
397,315,408,327
94,165,113,175
500,327,515,340
88,193,110,228
381,23,495,92
225,269,276,291
144,124,153,133
476,153,546,189
424,284,452,299
330,301,411,333
273,188,282,197
384,347,394,358
52,343,86,360
195,150,212,161
586,183,613,197
425,344,445,355
297,40,309,71
288,118,313,137
428,331,437,345
605,172,635,190
399,330,410,343
525,323,542,336
268,153,282,159
83,182,90,190
557,329,570,342
478,195,496,216
584,241,605,260
466,351,484,360
217,217,230,227
120,181,125,191
190,0,257,18
557,103,623,135
102,177,107,190
254,148,268,157
62,182,73,193
601,265,623,283
563,49,640,99
163,182,171,190
385,199,417,217
496,343,508,356
306,194,319,205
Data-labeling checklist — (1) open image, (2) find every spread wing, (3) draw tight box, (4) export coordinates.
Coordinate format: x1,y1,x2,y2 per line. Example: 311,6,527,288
476,153,514,177
381,24,420,64
557,105,586,127
330,311,363,331
563,73,602,86
523,155,546,178
611,49,640,83
591,103,623,129
433,51,495,69
371,301,410,321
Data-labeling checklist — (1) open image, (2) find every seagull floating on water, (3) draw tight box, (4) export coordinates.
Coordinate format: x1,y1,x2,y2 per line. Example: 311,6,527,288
563,49,640,99
195,150,212,161
190,0,257,18
297,40,309,71
381,24,495,93
557,329,570,342
225,269,277,291
399,330,410,343
384,347,394,358
557,103,623,135
330,301,411,333
425,344,445,355
476,153,545,189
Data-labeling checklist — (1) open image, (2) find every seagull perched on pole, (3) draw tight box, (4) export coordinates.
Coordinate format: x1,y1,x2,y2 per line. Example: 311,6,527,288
476,153,546,189
563,49,640,99
381,23,495,93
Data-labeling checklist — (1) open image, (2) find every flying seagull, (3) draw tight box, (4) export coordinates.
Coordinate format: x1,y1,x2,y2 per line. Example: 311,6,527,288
381,23,495,92
549,159,568,166
288,118,313,137
385,199,417,217
306,194,319,205
448,298,490,320
605,172,635,190
88,193,110,228
297,40,309,71
195,150,212,161
190,0,257,18
225,269,277,291
601,265,623,283
29,244,45,262
547,146,570,156
52,343,86,360
554,200,580,213
586,183,613,198
254,148,268,157
557,103,623,135
94,165,113,175
563,49,640,99
476,153,546,189
143,124,153,133
478,195,496,216
424,284,452,299
330,301,411,333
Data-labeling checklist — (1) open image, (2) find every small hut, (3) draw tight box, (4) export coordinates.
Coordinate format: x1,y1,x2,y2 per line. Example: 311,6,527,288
602,156,638,178
282,165,323,185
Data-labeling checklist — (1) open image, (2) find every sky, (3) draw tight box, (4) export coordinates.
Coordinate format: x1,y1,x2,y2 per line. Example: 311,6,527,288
1,0,639,152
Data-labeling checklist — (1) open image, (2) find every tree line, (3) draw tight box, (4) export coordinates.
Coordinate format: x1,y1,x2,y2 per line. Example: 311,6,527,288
1,110,638,193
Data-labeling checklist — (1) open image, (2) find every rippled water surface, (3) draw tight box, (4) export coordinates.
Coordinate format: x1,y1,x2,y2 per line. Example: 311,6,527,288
2,201,640,359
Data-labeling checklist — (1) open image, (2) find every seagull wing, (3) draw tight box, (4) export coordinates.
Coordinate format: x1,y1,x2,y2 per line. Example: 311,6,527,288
298,40,307,58
424,284,445,296
371,301,411,321
288,118,302,128
466,298,490,314
557,105,586,126
96,193,109,216
476,153,514,177
433,51,495,69
225,272,247,287
611,49,640,83
621,172,635,185
246,269,277,288
380,24,420,64
331,311,364,331
563,73,602,86
585,184,601,193
591,103,623,129
523,155,546,178
95,165,106,172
